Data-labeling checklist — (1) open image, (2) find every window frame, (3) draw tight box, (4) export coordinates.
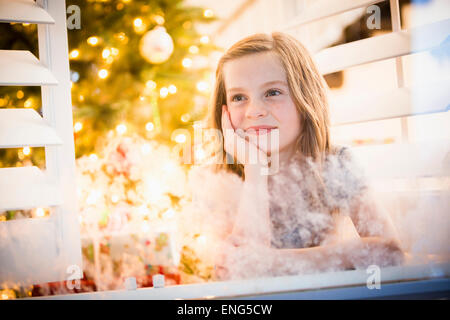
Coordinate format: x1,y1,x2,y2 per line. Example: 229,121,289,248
5,0,449,297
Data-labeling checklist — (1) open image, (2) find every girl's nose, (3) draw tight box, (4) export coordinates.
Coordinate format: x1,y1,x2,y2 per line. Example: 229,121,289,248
245,102,268,119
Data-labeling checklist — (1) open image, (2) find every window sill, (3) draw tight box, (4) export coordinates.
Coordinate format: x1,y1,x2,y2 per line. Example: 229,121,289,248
30,260,450,300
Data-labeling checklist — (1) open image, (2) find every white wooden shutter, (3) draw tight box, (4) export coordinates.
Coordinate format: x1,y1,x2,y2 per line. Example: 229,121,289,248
0,0,82,286
281,0,450,180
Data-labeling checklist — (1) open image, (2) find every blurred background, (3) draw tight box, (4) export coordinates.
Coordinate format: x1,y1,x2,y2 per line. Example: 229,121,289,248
0,0,448,298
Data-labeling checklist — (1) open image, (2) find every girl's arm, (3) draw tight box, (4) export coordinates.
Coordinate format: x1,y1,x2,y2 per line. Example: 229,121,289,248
220,174,405,278
282,146,404,272
221,105,273,246
214,163,274,280
273,236,404,274
340,145,405,268
229,163,272,247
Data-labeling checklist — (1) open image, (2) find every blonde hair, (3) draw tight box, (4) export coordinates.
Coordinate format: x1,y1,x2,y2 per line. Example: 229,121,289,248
208,32,333,178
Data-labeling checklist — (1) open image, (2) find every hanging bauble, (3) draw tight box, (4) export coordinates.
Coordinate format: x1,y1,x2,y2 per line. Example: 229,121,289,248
139,26,174,64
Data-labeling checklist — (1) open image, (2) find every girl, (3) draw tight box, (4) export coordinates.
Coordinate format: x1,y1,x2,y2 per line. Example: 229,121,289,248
207,32,404,280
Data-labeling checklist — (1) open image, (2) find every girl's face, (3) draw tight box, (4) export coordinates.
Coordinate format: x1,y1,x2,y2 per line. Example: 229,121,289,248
223,51,301,157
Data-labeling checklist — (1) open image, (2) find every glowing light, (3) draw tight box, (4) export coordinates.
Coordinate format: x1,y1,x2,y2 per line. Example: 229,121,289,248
133,17,146,33
203,9,214,18
197,235,207,245
153,14,165,25
182,57,192,68
102,48,111,59
24,98,33,108
0,289,15,300
111,47,119,56
196,81,209,92
200,35,210,44
87,36,99,46
133,18,143,27
22,23,30,27
189,45,199,54
193,121,204,129
174,133,186,144
74,122,83,133
183,21,191,29
115,32,127,43
145,122,154,132
159,87,169,98
111,195,119,203
18,149,25,160
168,84,177,94
69,49,80,59
86,189,102,205
16,90,24,99
22,146,31,156
89,153,98,161
145,80,157,90
116,124,127,135
98,69,109,79
35,207,45,218
181,113,190,122
71,71,80,82
195,148,206,161
141,143,152,154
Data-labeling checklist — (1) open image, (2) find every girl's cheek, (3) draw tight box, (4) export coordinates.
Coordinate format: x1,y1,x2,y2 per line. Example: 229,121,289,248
229,108,244,128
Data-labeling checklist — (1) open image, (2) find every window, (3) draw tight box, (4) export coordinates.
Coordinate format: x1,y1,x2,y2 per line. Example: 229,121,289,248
2,0,448,299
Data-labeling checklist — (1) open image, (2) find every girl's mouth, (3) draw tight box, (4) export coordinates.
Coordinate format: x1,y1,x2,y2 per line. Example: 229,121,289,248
245,126,278,135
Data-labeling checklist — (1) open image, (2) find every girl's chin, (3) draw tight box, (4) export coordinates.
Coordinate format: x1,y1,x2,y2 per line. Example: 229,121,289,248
243,131,295,156
269,143,297,157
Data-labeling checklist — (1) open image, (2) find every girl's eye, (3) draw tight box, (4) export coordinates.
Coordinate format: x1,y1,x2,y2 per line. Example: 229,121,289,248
266,89,281,97
231,94,245,102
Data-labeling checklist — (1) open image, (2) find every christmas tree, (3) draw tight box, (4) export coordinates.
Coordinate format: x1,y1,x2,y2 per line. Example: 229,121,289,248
0,0,219,165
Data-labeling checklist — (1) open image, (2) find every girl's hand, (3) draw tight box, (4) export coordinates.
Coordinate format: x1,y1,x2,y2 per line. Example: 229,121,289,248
214,235,274,281
213,234,244,281
221,105,268,170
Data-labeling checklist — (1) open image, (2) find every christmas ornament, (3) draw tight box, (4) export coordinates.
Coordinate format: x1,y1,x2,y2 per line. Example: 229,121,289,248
139,26,174,64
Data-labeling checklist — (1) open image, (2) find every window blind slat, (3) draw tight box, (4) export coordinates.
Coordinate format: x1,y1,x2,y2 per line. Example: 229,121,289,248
315,18,450,75
352,140,450,180
282,0,384,29
330,79,450,125
0,108,63,148
0,166,63,211
0,50,58,86
0,0,55,24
